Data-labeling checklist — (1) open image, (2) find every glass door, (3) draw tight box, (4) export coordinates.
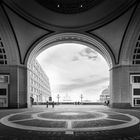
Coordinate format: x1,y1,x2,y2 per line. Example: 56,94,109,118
131,75,140,107
0,75,9,108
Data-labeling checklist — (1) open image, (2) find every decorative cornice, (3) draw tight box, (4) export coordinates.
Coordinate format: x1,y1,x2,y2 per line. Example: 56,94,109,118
2,0,137,31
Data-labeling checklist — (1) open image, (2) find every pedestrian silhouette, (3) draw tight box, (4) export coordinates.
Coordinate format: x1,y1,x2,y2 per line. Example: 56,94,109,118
52,101,55,108
30,96,34,107
46,101,49,108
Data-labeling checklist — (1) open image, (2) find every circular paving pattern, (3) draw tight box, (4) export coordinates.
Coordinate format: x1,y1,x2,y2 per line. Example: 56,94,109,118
0,110,139,134
38,111,107,120
59,112,79,115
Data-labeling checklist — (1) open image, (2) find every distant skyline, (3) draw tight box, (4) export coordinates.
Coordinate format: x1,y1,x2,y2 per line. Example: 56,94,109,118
36,43,109,102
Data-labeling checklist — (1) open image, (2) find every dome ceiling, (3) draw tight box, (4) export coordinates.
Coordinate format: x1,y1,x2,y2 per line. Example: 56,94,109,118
3,0,137,30
35,0,104,14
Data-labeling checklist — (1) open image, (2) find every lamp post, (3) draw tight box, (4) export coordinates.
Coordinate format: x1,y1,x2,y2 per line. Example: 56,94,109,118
57,94,60,104
80,94,83,104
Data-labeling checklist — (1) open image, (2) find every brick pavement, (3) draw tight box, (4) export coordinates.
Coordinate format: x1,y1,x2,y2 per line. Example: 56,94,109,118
0,105,140,140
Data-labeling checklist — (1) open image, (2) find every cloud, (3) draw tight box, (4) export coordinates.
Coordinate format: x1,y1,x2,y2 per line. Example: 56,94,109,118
71,56,79,61
79,48,98,61
36,43,109,101
70,78,86,83
53,77,109,91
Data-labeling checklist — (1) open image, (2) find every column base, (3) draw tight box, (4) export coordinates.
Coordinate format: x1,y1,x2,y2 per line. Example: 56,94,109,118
110,103,131,109
8,103,28,108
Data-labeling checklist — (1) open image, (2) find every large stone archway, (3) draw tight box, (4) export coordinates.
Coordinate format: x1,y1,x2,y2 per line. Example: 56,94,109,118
25,33,115,108
0,31,135,108
25,33,115,67
110,4,140,108
0,0,139,109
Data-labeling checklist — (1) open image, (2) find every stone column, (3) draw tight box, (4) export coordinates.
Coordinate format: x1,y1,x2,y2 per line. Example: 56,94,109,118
0,65,28,108
17,65,28,108
110,65,131,108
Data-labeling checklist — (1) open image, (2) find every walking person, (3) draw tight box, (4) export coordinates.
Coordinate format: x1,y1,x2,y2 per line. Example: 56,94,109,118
46,101,49,108
106,100,110,106
52,101,55,108
30,96,34,107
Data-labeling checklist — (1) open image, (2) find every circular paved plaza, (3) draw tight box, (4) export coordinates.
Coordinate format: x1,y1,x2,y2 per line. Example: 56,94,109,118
0,105,140,140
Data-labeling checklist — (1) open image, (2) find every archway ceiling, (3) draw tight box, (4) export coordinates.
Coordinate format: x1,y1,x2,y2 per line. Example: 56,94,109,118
4,0,136,30
35,0,104,14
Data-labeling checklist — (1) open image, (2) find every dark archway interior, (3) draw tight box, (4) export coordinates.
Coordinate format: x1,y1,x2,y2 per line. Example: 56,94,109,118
35,0,104,14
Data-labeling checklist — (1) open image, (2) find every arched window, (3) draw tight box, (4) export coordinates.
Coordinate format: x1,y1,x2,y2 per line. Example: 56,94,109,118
132,35,140,64
0,38,7,65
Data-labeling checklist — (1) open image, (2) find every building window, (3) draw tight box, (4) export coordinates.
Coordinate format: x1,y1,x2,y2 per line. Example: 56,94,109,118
0,38,7,65
133,36,140,64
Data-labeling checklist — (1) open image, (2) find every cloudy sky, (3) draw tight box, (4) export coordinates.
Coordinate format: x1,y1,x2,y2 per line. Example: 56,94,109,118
36,43,109,102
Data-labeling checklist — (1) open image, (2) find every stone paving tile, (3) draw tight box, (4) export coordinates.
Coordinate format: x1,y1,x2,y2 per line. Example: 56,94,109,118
8,114,32,121
15,119,67,128
72,119,124,128
0,133,140,140
107,114,131,121
0,105,140,140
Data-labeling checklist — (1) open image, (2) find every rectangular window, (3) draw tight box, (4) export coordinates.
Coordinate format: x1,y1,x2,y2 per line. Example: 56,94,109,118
4,55,6,59
0,75,9,83
0,42,3,47
134,98,140,106
136,55,140,59
0,89,6,96
0,55,3,59
137,49,140,53
136,60,140,64
5,61,7,64
133,55,136,59
134,89,140,95
2,49,5,53
0,60,4,64
132,76,140,83
136,42,139,47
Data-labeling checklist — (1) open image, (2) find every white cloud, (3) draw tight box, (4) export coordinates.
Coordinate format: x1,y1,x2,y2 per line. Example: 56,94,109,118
36,43,109,101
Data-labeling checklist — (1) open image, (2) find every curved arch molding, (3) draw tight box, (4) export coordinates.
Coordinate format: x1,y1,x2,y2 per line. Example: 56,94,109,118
24,33,115,69
119,2,140,65
2,0,137,30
